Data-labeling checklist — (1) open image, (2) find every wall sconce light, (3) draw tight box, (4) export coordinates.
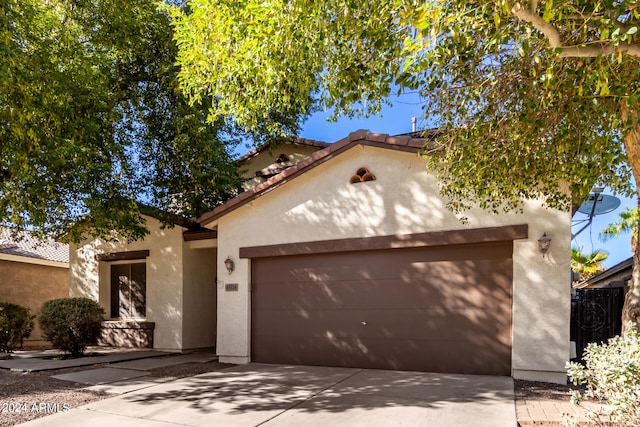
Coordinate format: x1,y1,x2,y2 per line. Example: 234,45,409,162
537,233,552,257
224,256,235,274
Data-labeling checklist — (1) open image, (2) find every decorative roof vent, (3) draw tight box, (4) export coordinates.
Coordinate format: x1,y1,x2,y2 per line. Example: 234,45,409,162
349,167,376,184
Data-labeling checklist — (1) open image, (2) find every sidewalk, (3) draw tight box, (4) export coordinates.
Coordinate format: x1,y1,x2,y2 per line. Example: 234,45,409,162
51,353,219,397
0,348,174,372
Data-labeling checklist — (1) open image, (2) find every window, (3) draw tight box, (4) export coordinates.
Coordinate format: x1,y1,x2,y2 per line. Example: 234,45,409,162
110,263,146,318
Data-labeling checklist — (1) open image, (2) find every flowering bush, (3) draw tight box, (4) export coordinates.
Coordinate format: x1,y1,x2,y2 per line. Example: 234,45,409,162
566,322,640,426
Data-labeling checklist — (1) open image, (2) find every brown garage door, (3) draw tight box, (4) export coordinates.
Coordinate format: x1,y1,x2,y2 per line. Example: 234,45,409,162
251,241,513,375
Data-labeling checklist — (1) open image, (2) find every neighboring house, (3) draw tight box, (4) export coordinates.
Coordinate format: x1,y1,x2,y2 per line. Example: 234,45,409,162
69,139,329,351
70,130,571,384
198,130,571,384
0,228,69,345
578,257,632,289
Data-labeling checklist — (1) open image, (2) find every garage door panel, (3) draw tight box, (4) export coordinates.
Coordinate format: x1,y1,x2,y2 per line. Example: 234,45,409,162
252,308,511,342
252,284,511,312
251,242,513,375
252,335,510,376
254,260,512,311
253,243,513,284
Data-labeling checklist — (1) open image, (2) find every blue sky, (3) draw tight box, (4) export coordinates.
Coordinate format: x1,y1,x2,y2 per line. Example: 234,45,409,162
299,92,426,142
572,193,635,268
296,92,636,268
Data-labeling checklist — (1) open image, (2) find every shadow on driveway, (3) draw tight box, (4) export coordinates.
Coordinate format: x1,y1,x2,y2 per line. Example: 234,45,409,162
19,363,516,426
102,363,516,426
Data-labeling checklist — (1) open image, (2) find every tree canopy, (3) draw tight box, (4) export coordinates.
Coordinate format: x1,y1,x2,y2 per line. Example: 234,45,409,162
1,0,244,242
571,246,609,282
168,0,417,136
601,206,639,253
170,0,638,211
170,1,640,325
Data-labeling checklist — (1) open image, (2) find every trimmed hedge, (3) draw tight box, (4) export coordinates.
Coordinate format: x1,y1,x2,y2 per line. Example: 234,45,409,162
0,302,35,352
38,298,105,356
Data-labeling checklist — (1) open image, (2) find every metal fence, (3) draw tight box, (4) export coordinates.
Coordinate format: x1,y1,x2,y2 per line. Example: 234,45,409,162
570,287,626,362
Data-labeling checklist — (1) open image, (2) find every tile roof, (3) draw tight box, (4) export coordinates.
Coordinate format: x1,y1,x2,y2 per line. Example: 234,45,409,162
137,203,210,232
235,137,330,163
575,256,633,289
0,228,69,263
394,128,442,140
198,130,428,226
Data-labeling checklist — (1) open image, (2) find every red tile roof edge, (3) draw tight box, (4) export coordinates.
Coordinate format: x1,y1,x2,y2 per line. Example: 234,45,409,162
198,130,427,227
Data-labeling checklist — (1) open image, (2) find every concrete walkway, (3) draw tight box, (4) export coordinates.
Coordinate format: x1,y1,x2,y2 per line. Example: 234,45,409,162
52,351,220,394
17,363,517,427
0,348,173,372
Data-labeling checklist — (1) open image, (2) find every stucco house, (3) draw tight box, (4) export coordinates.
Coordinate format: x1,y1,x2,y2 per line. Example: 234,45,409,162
0,228,70,345
69,138,329,350
69,213,219,349
70,130,571,384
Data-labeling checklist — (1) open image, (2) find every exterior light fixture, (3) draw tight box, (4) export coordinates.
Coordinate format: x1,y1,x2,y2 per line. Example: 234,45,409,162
537,233,552,257
224,256,235,274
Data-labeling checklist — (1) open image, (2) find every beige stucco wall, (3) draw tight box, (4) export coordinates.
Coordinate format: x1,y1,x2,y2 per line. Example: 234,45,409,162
0,259,69,344
181,244,217,349
70,216,195,350
213,144,571,383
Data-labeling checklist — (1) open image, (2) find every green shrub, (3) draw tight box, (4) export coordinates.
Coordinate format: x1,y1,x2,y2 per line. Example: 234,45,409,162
566,322,640,427
38,298,105,356
0,302,35,352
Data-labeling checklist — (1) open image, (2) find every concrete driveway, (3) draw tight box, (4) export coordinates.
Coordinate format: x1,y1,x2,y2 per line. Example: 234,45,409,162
20,363,517,427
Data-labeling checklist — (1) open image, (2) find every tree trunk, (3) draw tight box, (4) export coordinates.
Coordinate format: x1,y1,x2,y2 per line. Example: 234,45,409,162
621,123,640,333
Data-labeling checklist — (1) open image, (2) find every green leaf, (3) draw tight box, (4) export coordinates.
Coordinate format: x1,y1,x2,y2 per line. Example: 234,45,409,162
1,0,244,241
168,0,638,229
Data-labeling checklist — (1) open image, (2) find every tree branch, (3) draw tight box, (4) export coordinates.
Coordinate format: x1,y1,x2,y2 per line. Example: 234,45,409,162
511,2,640,58
511,2,562,46
565,12,606,20
558,42,640,58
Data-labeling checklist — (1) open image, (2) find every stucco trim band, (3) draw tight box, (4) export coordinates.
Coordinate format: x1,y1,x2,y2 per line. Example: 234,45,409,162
95,250,150,262
239,224,528,259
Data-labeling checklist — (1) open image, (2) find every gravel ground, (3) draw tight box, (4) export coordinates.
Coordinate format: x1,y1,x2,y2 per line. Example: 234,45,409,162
514,379,584,401
0,360,233,427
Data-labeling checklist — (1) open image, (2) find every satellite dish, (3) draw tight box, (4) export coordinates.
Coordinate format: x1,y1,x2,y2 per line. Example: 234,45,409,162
577,194,621,216
572,189,622,239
